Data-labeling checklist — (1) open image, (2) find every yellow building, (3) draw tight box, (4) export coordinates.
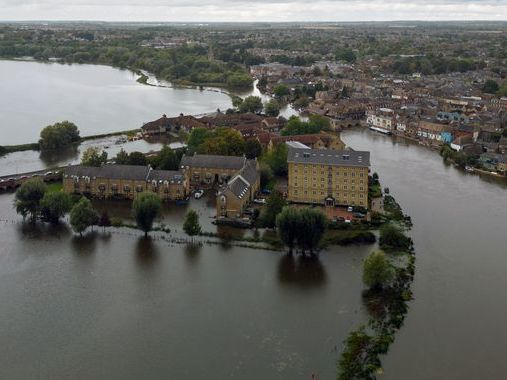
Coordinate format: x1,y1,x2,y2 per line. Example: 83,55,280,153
180,153,247,189
287,148,370,208
63,165,187,201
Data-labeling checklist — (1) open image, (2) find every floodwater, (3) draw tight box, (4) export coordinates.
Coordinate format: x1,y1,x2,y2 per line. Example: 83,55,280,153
0,60,233,145
342,128,507,379
0,190,372,379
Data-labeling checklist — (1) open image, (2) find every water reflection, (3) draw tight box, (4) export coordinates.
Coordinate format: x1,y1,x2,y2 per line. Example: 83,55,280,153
17,220,72,240
39,146,79,167
71,231,98,256
184,243,201,265
277,254,327,288
135,236,159,269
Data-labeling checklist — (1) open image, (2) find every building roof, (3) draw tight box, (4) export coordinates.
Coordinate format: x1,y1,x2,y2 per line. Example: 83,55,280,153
64,165,151,181
287,148,370,167
64,165,185,183
180,154,246,170
149,170,185,184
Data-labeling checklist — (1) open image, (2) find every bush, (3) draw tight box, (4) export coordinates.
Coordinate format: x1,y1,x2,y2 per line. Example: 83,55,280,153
379,223,411,251
363,250,395,289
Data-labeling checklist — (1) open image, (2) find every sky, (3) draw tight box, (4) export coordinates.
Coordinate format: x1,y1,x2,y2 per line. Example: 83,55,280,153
1,0,507,22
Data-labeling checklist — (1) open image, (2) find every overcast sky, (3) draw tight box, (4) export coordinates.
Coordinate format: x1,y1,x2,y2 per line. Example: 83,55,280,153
1,0,507,22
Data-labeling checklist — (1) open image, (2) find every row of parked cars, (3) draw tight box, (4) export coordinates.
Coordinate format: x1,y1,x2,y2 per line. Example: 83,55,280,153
0,170,60,186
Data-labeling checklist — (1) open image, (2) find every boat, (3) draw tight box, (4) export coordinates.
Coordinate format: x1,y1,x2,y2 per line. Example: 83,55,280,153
368,126,392,135
175,198,189,205
465,166,475,173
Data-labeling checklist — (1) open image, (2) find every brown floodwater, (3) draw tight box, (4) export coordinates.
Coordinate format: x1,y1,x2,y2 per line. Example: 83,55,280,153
0,189,372,379
342,129,507,379
1,127,506,379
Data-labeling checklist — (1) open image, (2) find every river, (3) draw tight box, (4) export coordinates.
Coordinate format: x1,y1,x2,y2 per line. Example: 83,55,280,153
342,129,507,379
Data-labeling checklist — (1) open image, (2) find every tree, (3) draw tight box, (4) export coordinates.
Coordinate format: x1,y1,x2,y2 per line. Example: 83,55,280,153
281,115,330,136
239,96,263,114
70,197,99,236
276,206,302,254
273,84,290,98
263,143,288,176
264,99,280,117
297,208,327,255
379,223,411,251
132,192,162,237
14,179,47,222
245,139,262,159
482,79,499,94
259,163,274,189
81,147,108,167
362,250,394,289
97,211,112,232
128,151,148,166
183,209,202,242
154,145,179,170
261,191,287,228
115,148,130,164
498,83,507,97
40,191,72,224
198,128,246,156
187,127,212,151
39,121,80,151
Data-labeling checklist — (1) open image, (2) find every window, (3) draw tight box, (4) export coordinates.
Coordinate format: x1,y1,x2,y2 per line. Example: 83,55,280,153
136,185,143,193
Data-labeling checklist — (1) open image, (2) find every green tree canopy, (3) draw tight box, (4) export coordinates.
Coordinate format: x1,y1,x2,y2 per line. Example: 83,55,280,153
482,79,499,94
245,139,262,159
81,147,108,167
70,197,99,236
187,127,212,151
281,115,330,136
132,192,162,237
40,191,73,225
127,151,148,166
362,250,395,289
276,206,302,254
261,191,287,228
183,209,202,241
198,128,246,156
297,208,328,254
273,84,290,98
115,149,130,165
379,223,411,251
264,99,281,117
153,145,180,170
262,143,288,176
239,96,263,114
14,178,47,222
39,121,80,151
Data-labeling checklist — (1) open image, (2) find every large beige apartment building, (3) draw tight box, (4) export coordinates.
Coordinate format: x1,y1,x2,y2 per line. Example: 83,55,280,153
287,148,370,209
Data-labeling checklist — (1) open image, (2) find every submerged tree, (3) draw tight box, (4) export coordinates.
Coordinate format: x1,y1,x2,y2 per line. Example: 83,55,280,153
276,206,302,255
362,250,395,290
14,178,47,222
183,209,202,242
40,191,73,224
70,197,99,236
132,192,162,237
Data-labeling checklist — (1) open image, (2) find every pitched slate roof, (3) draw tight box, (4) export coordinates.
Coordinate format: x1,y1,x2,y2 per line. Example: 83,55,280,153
287,148,370,167
180,154,246,170
64,165,151,181
64,165,185,183
219,159,259,199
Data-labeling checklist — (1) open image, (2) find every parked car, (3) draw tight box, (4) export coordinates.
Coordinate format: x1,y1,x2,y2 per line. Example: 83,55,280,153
261,188,271,195
353,212,366,218
194,189,204,199
45,171,53,176
347,206,353,212
253,198,266,204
